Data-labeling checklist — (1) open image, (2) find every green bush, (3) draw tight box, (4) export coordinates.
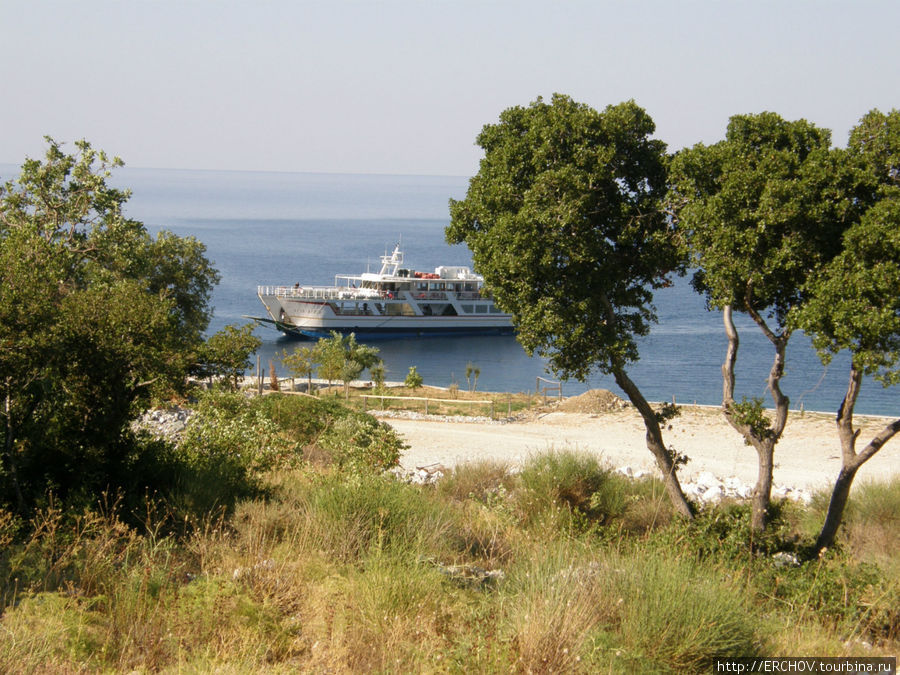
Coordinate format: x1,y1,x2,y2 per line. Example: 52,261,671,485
251,390,351,443
250,392,406,473
660,499,798,562
318,415,406,473
515,450,626,532
164,391,296,516
181,391,295,474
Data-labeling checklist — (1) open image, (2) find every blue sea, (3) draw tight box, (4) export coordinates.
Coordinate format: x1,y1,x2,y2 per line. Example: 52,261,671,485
2,163,895,416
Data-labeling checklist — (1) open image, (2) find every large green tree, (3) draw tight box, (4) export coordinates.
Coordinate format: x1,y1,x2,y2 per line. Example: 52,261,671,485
667,112,858,532
796,109,900,554
0,138,219,513
447,95,693,518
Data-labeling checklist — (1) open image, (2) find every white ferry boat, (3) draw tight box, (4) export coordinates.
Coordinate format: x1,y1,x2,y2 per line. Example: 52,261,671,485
252,245,514,339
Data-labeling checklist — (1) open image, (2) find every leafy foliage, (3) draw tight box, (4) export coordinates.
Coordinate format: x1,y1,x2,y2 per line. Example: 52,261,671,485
280,344,320,393
796,108,900,386
0,139,219,514
668,112,851,324
404,366,423,390
730,397,774,443
313,332,381,396
179,391,295,479
249,393,406,474
196,323,261,390
318,415,406,473
448,94,681,380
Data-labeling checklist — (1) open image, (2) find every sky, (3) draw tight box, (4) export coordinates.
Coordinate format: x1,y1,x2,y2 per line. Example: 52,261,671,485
1,0,898,177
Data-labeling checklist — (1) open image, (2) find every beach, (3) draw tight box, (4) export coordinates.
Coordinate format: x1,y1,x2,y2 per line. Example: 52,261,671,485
382,396,899,496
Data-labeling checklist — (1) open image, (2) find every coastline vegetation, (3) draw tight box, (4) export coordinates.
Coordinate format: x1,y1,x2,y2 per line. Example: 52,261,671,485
2,107,899,671
0,392,897,672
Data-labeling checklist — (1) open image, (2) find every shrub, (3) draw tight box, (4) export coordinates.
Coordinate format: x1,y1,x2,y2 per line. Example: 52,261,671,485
404,366,423,390
251,392,349,443
437,459,515,504
514,450,625,532
293,474,456,562
605,551,763,671
318,415,406,473
661,499,797,563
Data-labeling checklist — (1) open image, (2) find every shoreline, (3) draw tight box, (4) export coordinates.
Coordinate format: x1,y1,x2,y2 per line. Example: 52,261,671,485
378,401,900,498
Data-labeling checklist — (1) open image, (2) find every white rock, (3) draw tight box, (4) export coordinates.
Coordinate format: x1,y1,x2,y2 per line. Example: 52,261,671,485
696,471,723,489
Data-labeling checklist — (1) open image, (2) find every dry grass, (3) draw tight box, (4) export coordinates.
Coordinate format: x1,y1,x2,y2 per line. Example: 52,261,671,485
2,448,899,672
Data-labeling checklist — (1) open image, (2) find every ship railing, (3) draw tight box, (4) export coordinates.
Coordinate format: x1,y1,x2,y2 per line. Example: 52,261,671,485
258,285,401,301
257,285,345,300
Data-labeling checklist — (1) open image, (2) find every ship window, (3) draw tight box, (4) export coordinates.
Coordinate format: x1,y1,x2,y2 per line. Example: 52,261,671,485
461,304,473,313
475,305,487,314
385,303,415,316
490,306,502,314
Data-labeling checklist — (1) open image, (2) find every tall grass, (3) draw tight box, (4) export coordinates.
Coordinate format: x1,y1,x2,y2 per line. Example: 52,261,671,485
2,408,898,671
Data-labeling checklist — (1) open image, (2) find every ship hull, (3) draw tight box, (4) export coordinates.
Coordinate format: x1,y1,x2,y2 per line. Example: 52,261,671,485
281,322,514,341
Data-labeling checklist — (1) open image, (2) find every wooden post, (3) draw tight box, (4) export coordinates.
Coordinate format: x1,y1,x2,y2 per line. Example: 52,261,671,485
256,355,262,395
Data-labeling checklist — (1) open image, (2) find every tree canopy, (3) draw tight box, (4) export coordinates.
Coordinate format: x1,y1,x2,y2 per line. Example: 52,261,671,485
0,138,220,513
197,323,262,390
665,112,864,531
447,94,692,518
792,109,900,553
447,94,681,379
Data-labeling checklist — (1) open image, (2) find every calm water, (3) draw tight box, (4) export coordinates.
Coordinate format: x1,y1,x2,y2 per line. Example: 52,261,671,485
1,163,895,416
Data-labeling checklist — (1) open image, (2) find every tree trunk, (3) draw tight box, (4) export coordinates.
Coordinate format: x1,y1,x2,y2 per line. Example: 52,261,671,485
720,305,789,532
612,366,693,519
815,464,859,554
814,366,900,555
597,290,692,519
750,444,775,532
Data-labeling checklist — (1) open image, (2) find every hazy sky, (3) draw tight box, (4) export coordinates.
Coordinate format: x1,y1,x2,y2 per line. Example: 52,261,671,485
2,1,897,176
